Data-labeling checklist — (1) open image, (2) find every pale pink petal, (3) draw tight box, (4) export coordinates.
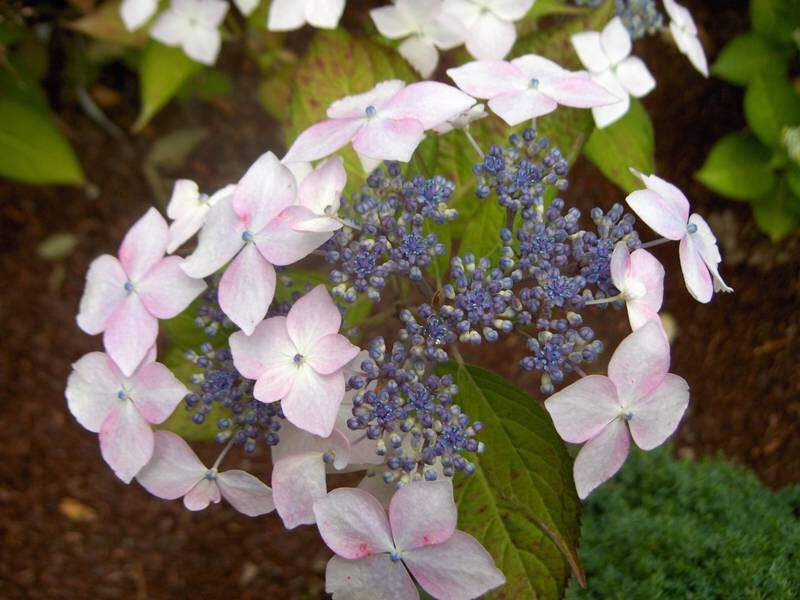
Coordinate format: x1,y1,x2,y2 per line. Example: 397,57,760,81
631,171,692,221
305,0,345,29
313,487,395,558
573,418,630,499
352,118,426,162
610,242,631,291
118,208,168,282
615,56,656,98
267,0,306,30
66,352,124,432
428,11,466,50
607,321,671,404
181,194,245,278
150,11,189,46
571,31,610,73
544,76,620,108
399,36,439,79
601,17,632,65
305,333,361,376
217,470,275,517
625,189,688,240
138,256,205,319
590,70,630,128
120,0,157,30
218,243,276,335
465,12,516,60
510,54,568,80
491,0,535,20
689,214,732,293
129,361,187,424
283,119,365,163
446,60,525,98
489,90,556,125
298,156,346,214
292,216,343,233
254,363,296,403
233,152,297,234
286,284,342,352
167,180,199,220
103,294,158,377
370,5,415,39
99,402,154,483
183,478,222,511
403,530,506,599
389,481,456,551
136,430,206,499
628,373,690,450
327,81,407,119
285,161,313,186
255,206,332,266
167,210,207,254
229,316,295,379
625,249,665,329
76,255,128,335
679,234,713,303
382,81,476,130
282,367,344,437
544,375,621,443
270,421,324,463
272,451,327,528
325,554,419,600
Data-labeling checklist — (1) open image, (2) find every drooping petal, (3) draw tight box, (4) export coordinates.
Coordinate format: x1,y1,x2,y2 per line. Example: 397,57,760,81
229,316,295,379
325,555,419,600
625,248,665,330
136,430,206,499
600,16,632,66
233,152,298,234
305,0,346,29
76,255,128,335
272,451,327,528
281,367,344,437
217,470,275,517
267,0,307,31
118,208,169,282
464,12,516,60
607,321,671,404
678,234,713,303
671,24,708,77
615,56,656,98
571,31,610,73
610,241,631,291
383,81,477,129
183,477,222,511
255,206,332,266
283,118,365,163
631,170,692,221
544,375,621,443
489,90,557,125
129,361,187,424
298,156,347,214
66,352,124,433
99,401,154,484
389,481,456,552
370,4,416,39
305,333,361,376
625,189,688,240
663,0,696,32
447,60,525,99
544,75,620,108
399,36,439,79
180,194,245,278
573,417,630,499
328,80,407,119
218,242,276,335
286,284,342,352
352,117,426,162
138,256,205,319
403,531,506,600
120,0,158,30
313,487,395,558
103,294,158,377
628,373,690,450
688,213,732,293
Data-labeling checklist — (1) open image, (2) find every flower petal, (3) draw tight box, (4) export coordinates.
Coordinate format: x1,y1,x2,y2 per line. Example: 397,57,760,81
306,333,361,376
608,320,671,404
99,401,154,484
305,0,345,29
671,24,708,77
183,478,222,511
167,179,199,220
76,255,128,335
229,316,295,379
182,26,222,66
272,451,327,528
218,242,276,335
66,352,124,432
601,17,632,65
138,256,205,319
610,241,631,291
328,80,407,119
389,481,456,552
313,487,395,558
233,152,297,233
491,0,535,21
403,531,506,600
217,470,275,517
282,367,344,437
283,118,365,163
399,36,439,79
489,90,556,125
573,417,630,499
149,11,189,46
626,248,665,330
358,473,396,509
130,361,187,424
625,189,688,240
628,373,690,450
571,31,610,73
120,0,157,30
103,294,158,377
352,118,426,162
679,233,713,303
590,70,630,128
370,5,415,39
167,210,207,254
181,194,245,278
287,284,342,353
118,208,169,282
325,554,418,600
255,206,332,266
298,156,347,214
544,75,620,108
267,0,307,30
689,214,732,293
615,56,656,98
544,375,621,443
465,12,516,60
447,60,525,99
136,430,206,499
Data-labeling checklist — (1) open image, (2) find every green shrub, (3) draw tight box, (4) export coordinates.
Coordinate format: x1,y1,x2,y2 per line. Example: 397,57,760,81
567,447,800,600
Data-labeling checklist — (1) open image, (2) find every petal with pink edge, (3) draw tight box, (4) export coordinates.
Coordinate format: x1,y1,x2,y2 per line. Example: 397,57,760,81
103,294,158,377
625,188,688,240
313,487,394,558
183,478,222,511
118,208,169,282
544,375,621,444
138,256,206,319
403,530,506,600
180,194,245,278
218,242,276,335
679,234,712,303
130,361,187,424
306,333,361,376
446,61,524,99
298,156,347,214
66,352,124,432
573,417,630,499
352,118,426,162
233,152,297,233
272,451,327,528
282,367,344,437
544,75,620,108
255,206,332,266
229,316,295,379
325,555,418,600
610,242,631,291
167,209,207,254
217,470,275,517
389,481,456,551
628,373,690,450
489,90,557,126
283,118,365,163
608,321,670,405
76,255,128,335
286,285,342,354
381,81,476,129
136,430,206,499
254,363,296,403
99,401,154,484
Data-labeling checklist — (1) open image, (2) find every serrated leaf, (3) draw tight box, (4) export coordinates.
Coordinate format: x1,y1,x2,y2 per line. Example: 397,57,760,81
696,132,776,200
583,97,654,192
751,0,800,47
134,41,203,132
441,362,582,599
711,32,792,86
752,176,800,241
744,73,800,147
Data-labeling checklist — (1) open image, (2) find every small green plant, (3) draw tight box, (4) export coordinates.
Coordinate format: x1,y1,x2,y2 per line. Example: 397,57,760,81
697,0,800,241
567,446,800,599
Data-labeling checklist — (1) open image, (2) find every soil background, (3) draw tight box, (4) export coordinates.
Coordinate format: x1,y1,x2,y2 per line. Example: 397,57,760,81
1,1,798,598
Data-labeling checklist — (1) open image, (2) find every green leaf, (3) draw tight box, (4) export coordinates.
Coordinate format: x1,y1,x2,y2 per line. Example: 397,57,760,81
744,73,800,147
68,0,149,47
37,233,78,260
752,176,800,241
529,0,587,18
711,33,792,86
583,97,654,192
751,0,800,46
441,362,582,599
133,41,203,132
696,132,776,200
0,97,85,185
459,199,507,261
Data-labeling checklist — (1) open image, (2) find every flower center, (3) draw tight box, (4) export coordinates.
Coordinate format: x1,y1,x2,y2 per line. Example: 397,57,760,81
530,78,540,89
204,469,217,481
622,411,634,422
293,353,304,366
365,105,377,118
389,550,402,562
123,281,135,293
117,389,129,401
687,223,698,235
241,230,254,242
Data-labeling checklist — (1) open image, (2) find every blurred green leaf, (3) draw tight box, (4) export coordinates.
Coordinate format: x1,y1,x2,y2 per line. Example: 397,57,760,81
744,73,800,147
696,132,776,200
711,33,792,86
38,233,78,260
529,0,587,18
68,0,149,47
753,177,800,241
583,98,654,192
751,0,800,47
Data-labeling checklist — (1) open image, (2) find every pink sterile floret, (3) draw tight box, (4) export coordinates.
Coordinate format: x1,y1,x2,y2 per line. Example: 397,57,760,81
609,242,665,331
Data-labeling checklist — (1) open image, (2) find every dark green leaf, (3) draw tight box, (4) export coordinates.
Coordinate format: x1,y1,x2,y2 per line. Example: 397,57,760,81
458,199,507,261
696,132,776,200
441,362,582,599
751,0,800,46
583,98,654,192
711,33,792,86
744,73,800,147
753,177,800,241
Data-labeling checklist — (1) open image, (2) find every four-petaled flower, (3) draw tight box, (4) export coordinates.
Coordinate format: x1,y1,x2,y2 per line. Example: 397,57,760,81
609,242,665,331
66,350,187,483
181,151,331,334
137,430,275,516
77,207,205,376
313,481,506,600
448,54,619,126
230,285,361,437
282,80,475,165
663,0,708,77
150,0,229,66
443,0,534,60
166,179,235,253
371,0,465,79
268,0,346,31
545,321,690,499
571,16,656,128
626,169,733,303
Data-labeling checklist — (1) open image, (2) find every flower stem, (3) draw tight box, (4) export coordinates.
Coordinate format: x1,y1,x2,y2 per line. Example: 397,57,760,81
640,237,672,249
462,128,485,159
212,436,236,470
584,293,624,306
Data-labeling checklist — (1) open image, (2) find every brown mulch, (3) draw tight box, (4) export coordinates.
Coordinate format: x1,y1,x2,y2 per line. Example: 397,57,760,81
1,0,797,598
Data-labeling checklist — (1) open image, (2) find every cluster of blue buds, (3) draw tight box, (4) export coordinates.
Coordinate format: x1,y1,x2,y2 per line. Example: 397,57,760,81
324,162,456,303
614,0,665,39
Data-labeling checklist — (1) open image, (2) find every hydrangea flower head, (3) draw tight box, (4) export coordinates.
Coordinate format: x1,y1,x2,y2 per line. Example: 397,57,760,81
268,0,346,31
443,0,535,60
663,0,708,77
150,0,229,65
